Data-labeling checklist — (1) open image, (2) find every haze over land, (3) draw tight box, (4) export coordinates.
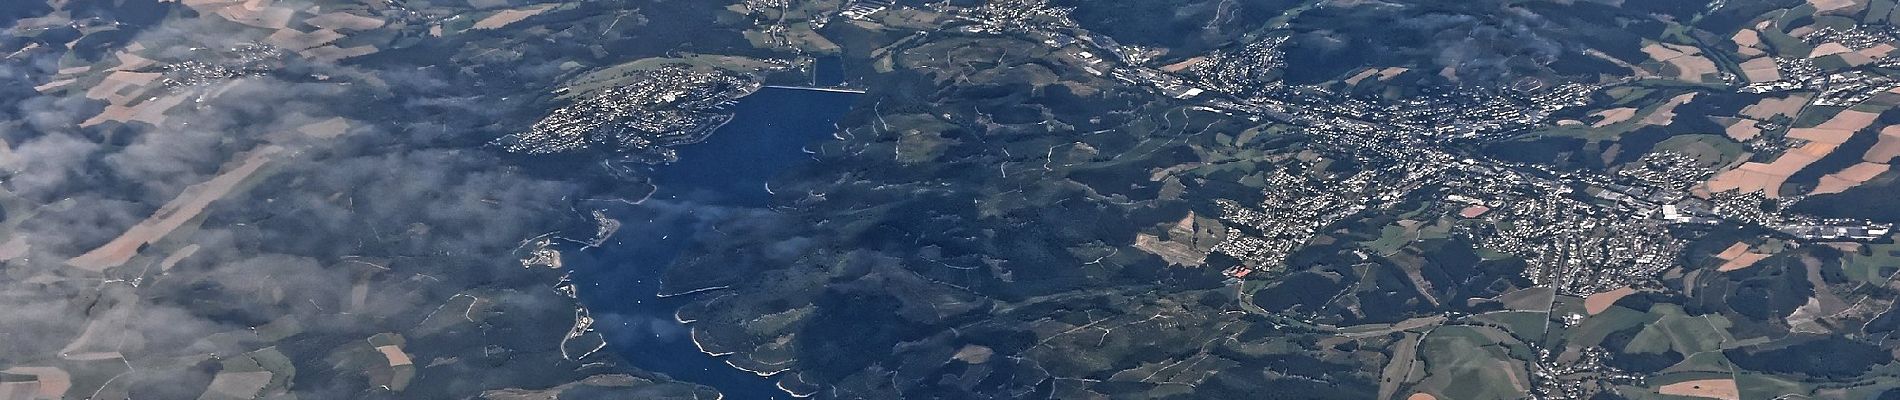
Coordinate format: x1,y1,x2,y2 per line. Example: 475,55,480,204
9,0,1900,399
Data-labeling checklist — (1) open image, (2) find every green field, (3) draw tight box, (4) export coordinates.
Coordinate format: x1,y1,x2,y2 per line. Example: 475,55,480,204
1844,241,1900,283
1653,134,1747,167
1661,351,1735,374
1413,326,1532,400
1624,304,1734,355
1471,311,1553,343
1793,105,1848,128
1364,223,1415,255
1564,305,1652,350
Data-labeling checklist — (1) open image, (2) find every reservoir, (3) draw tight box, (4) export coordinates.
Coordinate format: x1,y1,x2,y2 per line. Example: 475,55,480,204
563,87,857,399
812,55,846,87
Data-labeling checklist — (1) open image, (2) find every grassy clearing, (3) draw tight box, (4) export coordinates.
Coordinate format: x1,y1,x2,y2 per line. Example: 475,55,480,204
1471,311,1552,342
1365,223,1417,256
1877,0,1900,24
1794,105,1847,128
1378,332,1424,400
1624,304,1734,355
1843,240,1900,283
1736,372,1808,399
1565,305,1652,349
1654,134,1748,166
1415,326,1531,400
1763,5,1820,58
1662,351,1735,374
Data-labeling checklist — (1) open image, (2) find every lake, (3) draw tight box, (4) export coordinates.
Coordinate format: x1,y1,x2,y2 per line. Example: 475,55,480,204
563,87,857,399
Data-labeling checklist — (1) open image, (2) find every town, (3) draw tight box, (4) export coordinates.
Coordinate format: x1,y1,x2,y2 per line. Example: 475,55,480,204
496,65,762,163
842,0,1893,296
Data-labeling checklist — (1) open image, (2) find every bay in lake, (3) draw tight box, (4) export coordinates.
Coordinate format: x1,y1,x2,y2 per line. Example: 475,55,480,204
563,87,857,399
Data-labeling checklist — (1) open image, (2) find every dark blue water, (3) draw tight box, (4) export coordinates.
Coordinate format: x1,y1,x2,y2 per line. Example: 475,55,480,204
812,55,846,87
565,87,855,399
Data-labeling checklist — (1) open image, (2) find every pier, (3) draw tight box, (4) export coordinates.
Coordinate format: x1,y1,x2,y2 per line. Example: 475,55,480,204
763,85,867,94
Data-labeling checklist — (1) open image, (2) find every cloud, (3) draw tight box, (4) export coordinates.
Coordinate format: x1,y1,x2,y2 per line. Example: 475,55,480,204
0,2,630,397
